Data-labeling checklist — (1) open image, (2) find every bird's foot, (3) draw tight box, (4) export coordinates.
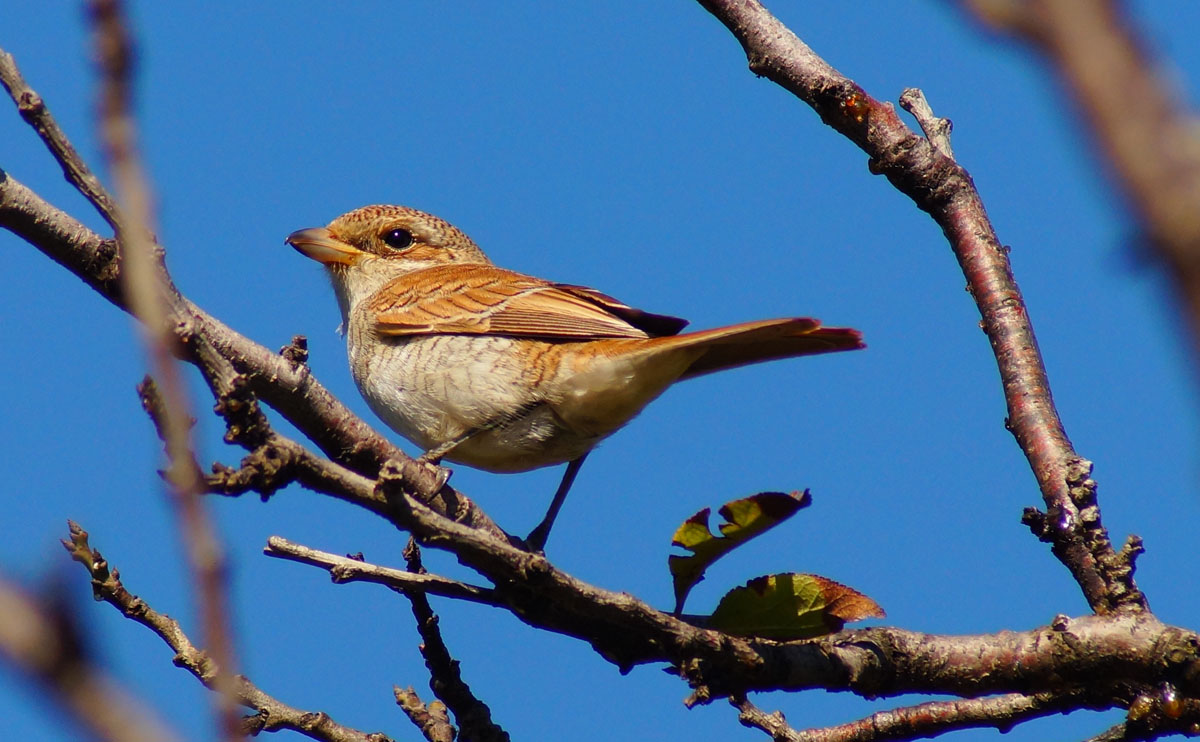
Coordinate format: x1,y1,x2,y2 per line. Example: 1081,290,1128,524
522,524,550,554
417,443,453,465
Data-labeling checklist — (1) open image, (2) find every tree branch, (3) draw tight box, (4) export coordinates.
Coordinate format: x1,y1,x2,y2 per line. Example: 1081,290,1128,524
266,466,1200,707
0,49,121,230
88,2,242,735
735,690,1090,742
60,522,395,742
263,536,501,607
400,540,510,742
694,0,1143,615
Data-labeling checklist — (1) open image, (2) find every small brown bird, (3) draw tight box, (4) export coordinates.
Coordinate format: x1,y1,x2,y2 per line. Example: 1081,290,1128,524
288,205,863,549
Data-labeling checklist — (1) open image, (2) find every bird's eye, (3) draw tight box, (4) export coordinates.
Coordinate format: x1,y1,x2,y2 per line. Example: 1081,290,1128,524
382,228,414,249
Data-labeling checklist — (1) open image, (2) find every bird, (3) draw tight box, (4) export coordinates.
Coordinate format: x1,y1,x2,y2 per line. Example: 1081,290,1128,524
287,204,863,550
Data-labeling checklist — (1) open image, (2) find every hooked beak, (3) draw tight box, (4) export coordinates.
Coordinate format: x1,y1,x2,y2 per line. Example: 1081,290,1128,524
285,227,366,266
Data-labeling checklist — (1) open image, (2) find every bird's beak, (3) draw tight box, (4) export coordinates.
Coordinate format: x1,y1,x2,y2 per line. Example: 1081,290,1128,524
285,227,366,266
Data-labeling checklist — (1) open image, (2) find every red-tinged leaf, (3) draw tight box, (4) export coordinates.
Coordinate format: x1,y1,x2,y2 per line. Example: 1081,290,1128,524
708,573,885,640
668,491,810,614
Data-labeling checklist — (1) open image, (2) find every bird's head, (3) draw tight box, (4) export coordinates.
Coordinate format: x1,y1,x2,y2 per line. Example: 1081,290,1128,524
286,204,491,272
287,204,492,321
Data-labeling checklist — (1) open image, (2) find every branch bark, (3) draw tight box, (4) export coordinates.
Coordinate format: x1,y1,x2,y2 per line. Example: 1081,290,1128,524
734,691,1088,742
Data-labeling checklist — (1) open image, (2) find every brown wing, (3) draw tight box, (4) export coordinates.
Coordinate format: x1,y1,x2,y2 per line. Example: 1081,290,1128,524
367,264,686,340
550,284,689,336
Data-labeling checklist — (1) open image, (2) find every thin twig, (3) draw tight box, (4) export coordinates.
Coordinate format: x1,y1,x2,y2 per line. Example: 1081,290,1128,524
86,2,242,738
899,88,954,159
60,522,393,742
263,537,501,606
0,50,122,230
394,687,454,742
735,690,1087,742
0,575,179,742
401,540,510,742
694,0,1143,614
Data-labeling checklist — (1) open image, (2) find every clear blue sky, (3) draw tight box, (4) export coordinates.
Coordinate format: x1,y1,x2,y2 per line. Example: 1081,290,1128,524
3,3,1198,741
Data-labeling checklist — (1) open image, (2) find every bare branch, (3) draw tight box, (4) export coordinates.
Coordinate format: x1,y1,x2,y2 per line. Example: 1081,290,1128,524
85,3,243,737
735,690,1089,742
400,540,509,742
263,536,501,606
394,688,454,742
366,466,1200,703
0,51,121,230
61,522,395,742
694,0,1143,614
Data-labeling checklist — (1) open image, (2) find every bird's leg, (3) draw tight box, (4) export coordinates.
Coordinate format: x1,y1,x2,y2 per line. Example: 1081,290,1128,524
418,429,477,464
524,453,588,552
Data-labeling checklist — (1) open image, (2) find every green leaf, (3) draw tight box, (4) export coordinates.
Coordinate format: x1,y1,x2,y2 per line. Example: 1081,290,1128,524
668,491,810,614
708,572,885,640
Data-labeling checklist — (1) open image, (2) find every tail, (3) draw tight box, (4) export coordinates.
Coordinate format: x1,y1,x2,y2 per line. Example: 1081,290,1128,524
646,317,863,380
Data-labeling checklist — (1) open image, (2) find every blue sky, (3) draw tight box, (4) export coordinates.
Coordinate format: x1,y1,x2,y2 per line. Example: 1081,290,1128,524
2,3,1198,741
